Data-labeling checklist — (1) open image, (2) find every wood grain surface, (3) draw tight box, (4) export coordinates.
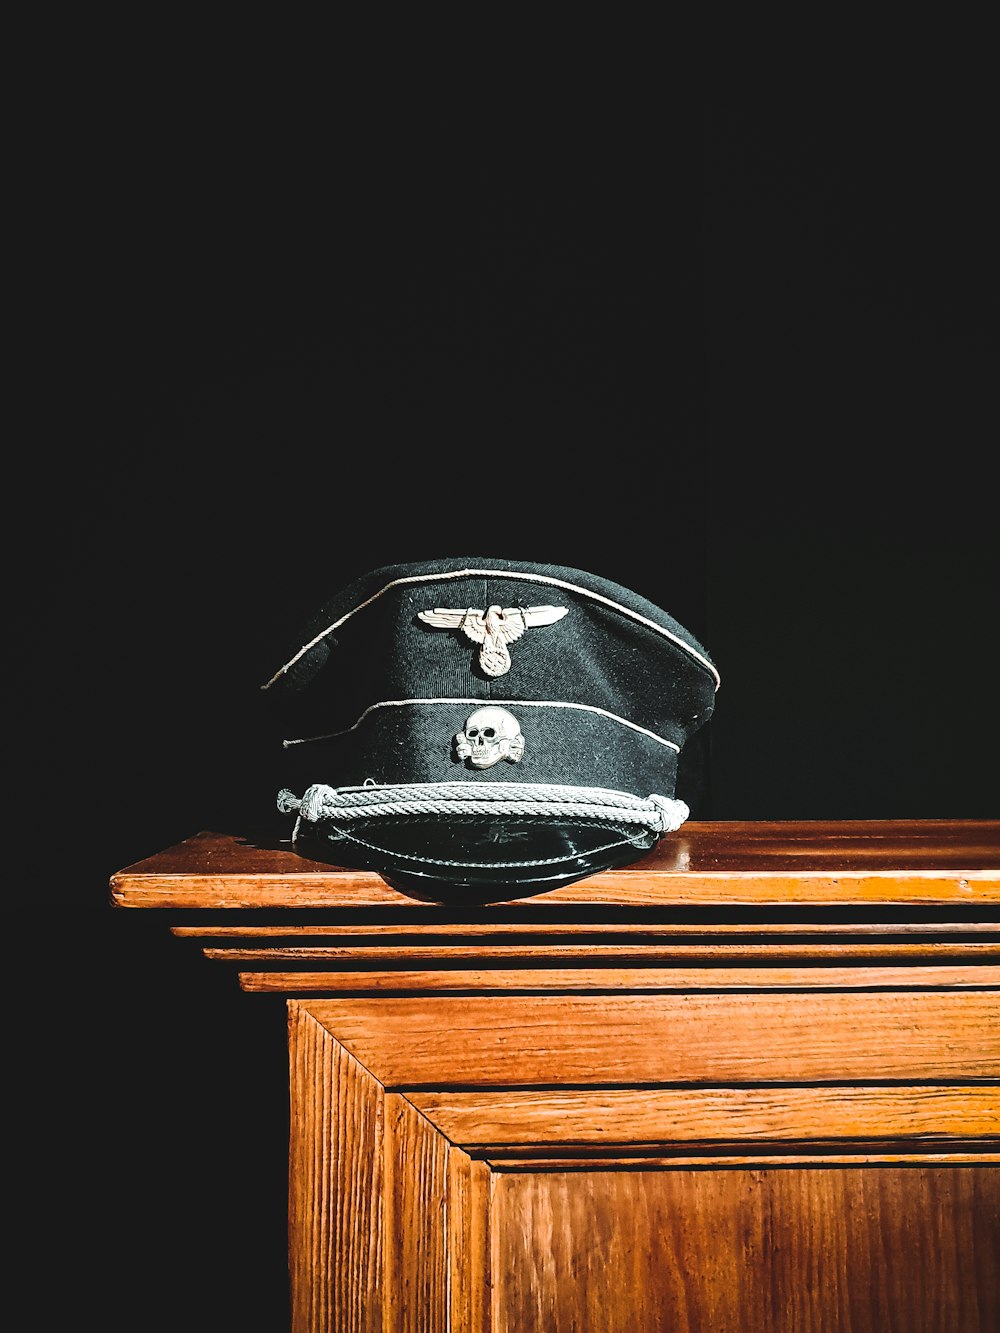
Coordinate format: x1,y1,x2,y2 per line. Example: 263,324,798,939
171,921,1000,937
110,820,1000,908
304,991,1000,1086
206,942,1000,962
492,1167,1000,1333
447,1149,491,1333
287,1005,383,1332
407,1085,1000,1150
239,963,1000,993
382,1093,449,1333
123,826,1000,1330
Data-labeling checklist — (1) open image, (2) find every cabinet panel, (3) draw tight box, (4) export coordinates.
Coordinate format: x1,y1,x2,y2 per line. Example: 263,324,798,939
492,1167,1000,1333
112,823,1000,1329
308,991,1000,1087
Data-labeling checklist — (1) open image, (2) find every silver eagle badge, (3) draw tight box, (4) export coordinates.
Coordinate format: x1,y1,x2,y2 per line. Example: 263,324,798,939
417,603,568,677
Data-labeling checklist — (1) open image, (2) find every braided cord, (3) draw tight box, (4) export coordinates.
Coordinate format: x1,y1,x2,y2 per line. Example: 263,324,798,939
278,782,689,833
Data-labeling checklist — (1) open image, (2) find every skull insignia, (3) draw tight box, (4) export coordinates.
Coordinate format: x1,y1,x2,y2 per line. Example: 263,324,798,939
455,707,525,769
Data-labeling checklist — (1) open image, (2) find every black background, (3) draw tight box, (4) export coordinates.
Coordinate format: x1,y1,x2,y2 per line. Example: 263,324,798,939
15,41,998,1330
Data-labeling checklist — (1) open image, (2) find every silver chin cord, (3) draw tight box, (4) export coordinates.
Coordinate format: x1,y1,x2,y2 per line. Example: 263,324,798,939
277,781,689,836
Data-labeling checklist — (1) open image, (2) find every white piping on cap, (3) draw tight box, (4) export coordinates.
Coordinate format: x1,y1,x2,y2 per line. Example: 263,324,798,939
281,697,682,751
261,566,720,691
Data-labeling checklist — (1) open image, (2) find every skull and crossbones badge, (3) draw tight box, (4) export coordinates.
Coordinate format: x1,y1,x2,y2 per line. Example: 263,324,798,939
454,707,525,769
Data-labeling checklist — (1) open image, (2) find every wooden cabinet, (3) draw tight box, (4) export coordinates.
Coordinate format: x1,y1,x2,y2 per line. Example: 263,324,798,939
111,820,1000,1331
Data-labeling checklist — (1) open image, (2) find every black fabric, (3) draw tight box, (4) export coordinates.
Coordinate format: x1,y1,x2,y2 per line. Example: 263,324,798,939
264,555,718,894
278,703,679,797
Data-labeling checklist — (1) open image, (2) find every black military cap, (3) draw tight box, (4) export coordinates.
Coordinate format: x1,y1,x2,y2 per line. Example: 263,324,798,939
263,556,719,893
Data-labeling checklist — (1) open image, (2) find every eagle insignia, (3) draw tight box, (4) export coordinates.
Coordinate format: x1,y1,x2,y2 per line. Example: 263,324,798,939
417,604,568,676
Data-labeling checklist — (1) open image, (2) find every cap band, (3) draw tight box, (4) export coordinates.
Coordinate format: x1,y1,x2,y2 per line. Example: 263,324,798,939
282,696,682,752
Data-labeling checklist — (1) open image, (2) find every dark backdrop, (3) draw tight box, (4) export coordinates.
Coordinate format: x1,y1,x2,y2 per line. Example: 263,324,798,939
16,57,997,1330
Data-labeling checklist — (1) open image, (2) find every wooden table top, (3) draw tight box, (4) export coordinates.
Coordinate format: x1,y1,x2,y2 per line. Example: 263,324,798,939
110,820,1000,910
